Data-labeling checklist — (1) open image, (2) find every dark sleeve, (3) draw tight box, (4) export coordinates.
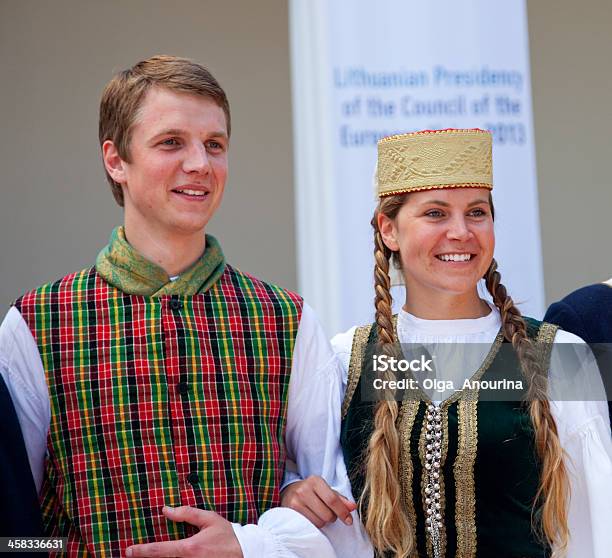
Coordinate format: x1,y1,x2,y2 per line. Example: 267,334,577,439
543,301,589,341
0,374,44,540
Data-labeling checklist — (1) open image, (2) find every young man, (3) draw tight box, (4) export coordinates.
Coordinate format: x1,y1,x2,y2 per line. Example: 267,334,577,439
0,56,362,557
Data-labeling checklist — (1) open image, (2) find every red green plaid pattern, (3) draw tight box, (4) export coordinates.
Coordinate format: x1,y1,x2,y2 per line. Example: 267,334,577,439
15,265,302,557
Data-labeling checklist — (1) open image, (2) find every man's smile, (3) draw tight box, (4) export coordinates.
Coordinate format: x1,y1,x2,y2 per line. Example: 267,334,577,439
171,184,211,200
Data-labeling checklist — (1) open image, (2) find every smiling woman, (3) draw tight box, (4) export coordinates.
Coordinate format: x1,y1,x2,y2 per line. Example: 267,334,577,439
376,187,494,319
281,128,612,558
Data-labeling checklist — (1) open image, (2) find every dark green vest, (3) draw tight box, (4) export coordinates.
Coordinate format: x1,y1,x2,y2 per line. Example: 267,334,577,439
341,318,557,558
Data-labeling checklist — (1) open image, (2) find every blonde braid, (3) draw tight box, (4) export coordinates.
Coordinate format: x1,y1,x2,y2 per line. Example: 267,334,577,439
360,207,413,558
485,259,569,554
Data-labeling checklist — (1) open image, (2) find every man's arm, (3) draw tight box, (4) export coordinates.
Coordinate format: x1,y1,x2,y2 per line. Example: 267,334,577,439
127,302,352,558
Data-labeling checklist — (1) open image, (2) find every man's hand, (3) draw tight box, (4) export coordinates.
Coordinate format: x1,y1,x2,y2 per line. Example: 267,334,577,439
125,506,242,558
281,475,357,528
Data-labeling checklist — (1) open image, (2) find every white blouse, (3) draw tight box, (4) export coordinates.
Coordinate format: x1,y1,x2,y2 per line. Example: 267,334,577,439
326,307,612,558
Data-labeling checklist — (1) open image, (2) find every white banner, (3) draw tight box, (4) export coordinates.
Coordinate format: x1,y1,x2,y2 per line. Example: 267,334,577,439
291,0,544,336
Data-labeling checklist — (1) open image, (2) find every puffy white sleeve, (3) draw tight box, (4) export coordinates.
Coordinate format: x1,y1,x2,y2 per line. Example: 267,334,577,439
233,305,372,558
232,507,337,558
548,330,612,558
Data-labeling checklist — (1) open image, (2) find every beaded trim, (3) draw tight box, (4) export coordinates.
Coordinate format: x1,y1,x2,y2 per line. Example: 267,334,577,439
439,404,450,558
379,183,492,198
418,402,449,558
418,414,432,556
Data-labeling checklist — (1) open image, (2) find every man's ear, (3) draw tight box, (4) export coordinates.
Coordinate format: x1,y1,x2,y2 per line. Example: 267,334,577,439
377,212,399,252
102,140,128,185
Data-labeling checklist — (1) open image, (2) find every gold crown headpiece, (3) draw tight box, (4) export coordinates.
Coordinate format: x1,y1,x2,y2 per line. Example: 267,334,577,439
376,128,493,198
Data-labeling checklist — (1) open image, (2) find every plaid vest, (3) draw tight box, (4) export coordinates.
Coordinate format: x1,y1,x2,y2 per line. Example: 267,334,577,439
15,265,302,557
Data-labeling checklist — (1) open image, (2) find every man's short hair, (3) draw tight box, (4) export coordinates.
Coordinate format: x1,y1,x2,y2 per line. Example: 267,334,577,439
99,55,231,207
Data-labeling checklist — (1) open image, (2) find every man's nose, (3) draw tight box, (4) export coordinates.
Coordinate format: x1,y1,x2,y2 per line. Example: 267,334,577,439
183,143,211,174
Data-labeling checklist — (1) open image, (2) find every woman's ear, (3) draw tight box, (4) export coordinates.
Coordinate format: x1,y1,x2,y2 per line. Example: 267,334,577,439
377,212,399,252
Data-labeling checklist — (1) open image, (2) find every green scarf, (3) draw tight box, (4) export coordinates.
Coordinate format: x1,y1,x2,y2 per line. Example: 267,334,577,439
95,226,226,296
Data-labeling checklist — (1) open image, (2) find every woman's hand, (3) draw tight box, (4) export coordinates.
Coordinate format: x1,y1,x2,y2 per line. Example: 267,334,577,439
281,476,357,528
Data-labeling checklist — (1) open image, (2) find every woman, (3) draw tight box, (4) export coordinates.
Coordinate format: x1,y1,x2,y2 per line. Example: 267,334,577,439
281,129,612,557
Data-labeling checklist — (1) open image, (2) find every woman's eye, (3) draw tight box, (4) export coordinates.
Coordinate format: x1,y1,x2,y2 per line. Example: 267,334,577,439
425,210,444,218
469,208,487,217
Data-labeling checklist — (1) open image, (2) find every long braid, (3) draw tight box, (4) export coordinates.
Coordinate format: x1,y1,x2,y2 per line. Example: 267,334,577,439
485,258,569,554
360,207,413,557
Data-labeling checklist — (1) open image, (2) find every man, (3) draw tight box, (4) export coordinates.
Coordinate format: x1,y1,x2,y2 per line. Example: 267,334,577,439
0,55,360,557
545,280,612,425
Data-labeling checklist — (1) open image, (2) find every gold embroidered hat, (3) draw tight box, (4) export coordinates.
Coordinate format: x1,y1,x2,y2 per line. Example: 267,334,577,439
376,128,493,198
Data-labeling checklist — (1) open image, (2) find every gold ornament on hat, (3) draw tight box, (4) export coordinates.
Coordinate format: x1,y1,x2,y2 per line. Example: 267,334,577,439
376,129,493,198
